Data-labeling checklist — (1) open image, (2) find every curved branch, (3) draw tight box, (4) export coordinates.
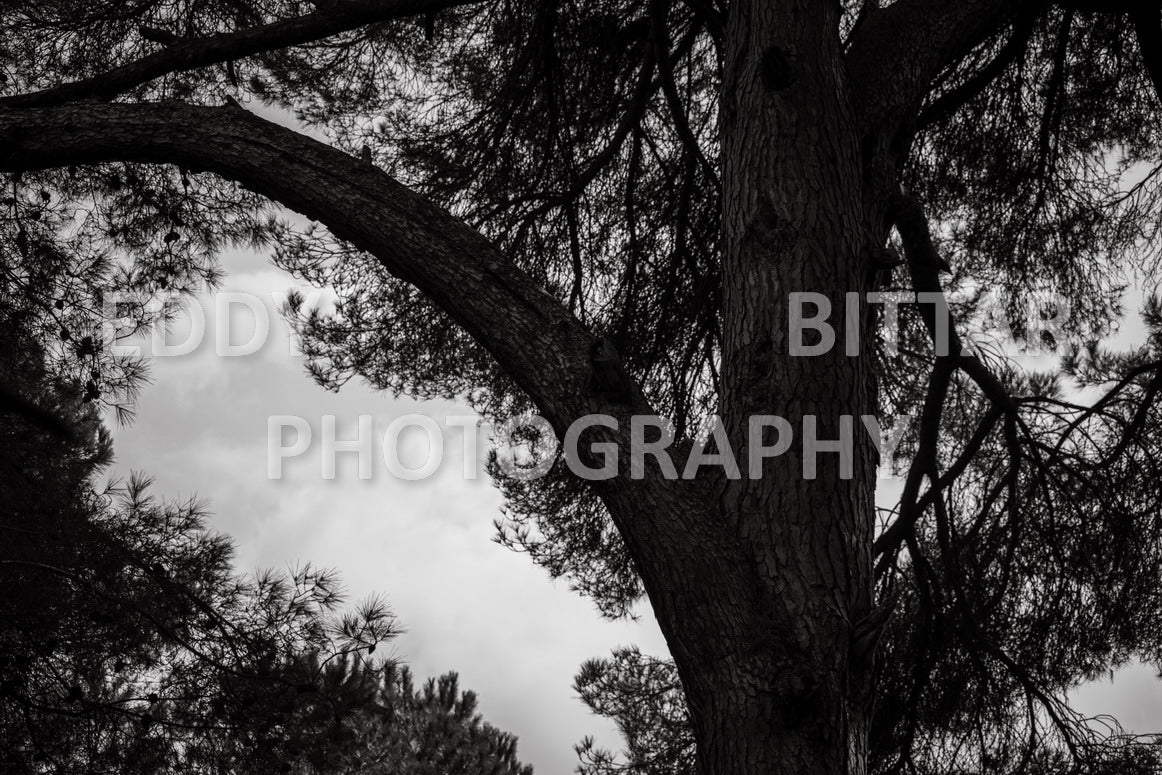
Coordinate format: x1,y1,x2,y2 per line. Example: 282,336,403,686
874,193,1022,566
916,10,1036,129
0,101,607,424
0,101,766,665
889,192,1015,410
845,0,1030,133
1,0,479,109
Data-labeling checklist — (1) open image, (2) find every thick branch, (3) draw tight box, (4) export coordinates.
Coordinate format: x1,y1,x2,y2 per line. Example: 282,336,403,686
889,192,1013,407
1,101,606,429
916,10,1036,130
0,0,478,109
845,0,1028,138
873,359,953,562
874,193,1020,564
0,100,766,672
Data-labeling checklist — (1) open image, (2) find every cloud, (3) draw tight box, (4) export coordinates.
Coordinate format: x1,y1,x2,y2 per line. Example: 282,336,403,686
105,264,663,773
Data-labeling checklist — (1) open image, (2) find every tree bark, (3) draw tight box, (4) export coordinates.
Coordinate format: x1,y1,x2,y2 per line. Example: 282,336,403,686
0,92,870,775
0,2,1031,767
0,104,771,771
682,1,875,772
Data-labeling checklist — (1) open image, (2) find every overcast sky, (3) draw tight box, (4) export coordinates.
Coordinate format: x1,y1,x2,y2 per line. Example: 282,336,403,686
104,248,1162,773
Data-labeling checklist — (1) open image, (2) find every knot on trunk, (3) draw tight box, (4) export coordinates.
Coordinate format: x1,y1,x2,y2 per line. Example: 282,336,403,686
742,202,798,263
777,669,822,729
760,45,796,91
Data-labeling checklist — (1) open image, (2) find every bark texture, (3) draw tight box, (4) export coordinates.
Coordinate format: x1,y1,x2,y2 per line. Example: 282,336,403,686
0,1,1031,771
703,1,874,772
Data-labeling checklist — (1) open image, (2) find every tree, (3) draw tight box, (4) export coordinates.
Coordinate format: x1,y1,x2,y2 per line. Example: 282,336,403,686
4,0,1162,772
0,316,397,771
316,663,534,775
0,226,534,774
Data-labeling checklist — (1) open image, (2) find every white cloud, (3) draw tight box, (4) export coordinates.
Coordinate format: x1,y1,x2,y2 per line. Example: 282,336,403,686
105,263,664,773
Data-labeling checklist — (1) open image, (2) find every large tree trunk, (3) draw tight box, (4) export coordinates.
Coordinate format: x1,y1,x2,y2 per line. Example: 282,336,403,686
1,94,878,775
0,0,1029,759
664,1,878,772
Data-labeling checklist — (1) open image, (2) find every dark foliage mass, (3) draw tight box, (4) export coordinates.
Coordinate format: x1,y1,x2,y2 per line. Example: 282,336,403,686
0,53,532,772
4,0,1162,772
0,306,533,775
